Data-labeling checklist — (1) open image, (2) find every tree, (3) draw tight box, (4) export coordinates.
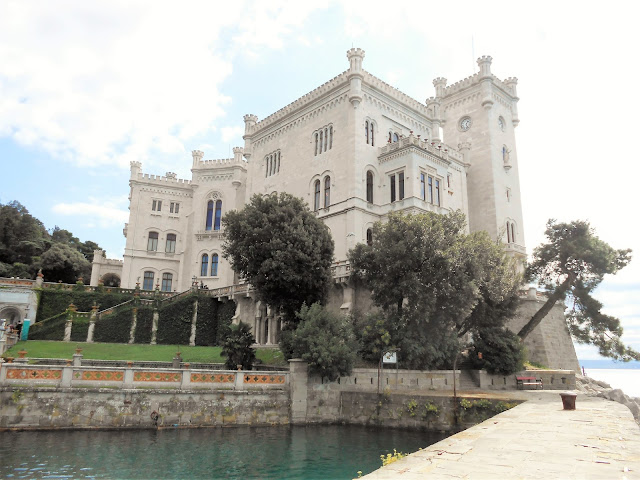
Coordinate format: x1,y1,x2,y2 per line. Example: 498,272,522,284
469,326,525,375
349,211,521,369
222,193,334,323
38,243,91,284
520,219,637,361
220,322,256,370
282,303,357,381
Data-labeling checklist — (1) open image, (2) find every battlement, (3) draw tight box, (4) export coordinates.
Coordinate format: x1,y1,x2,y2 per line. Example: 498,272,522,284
363,71,431,117
196,157,246,166
378,132,464,163
247,71,350,135
136,173,192,185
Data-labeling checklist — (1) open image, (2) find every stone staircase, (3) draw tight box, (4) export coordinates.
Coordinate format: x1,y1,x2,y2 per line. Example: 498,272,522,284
457,369,480,390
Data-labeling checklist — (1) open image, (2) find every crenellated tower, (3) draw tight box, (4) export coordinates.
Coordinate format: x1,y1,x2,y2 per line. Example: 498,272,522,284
436,56,525,262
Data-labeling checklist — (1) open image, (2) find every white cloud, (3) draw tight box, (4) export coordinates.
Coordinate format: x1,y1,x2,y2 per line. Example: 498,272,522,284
220,125,244,144
52,199,129,228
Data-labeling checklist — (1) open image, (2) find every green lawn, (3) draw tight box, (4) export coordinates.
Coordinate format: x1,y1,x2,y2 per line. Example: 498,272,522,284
4,341,286,366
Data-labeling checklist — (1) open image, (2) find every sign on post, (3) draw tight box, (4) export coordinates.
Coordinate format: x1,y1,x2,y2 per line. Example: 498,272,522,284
382,351,397,364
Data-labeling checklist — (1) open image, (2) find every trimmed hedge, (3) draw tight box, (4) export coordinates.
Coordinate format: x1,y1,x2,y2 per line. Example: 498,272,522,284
28,312,67,340
70,317,90,342
36,289,133,321
134,307,154,344
194,296,218,346
216,300,236,345
93,307,134,344
156,296,195,345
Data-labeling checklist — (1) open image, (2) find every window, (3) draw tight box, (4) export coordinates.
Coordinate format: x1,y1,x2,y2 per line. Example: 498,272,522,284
143,271,154,290
366,171,374,203
324,128,328,152
329,126,333,149
147,231,158,251
319,130,323,154
165,233,176,253
206,200,214,230
366,120,375,146
211,254,219,276
152,200,162,212
427,176,433,203
420,173,426,200
388,132,392,143
314,180,321,211
366,228,373,246
365,121,369,143
161,273,173,292
214,200,222,230
169,202,179,214
507,222,516,244
421,174,441,206
393,133,399,143
324,176,331,208
389,171,404,202
434,179,440,206
371,125,374,146
265,151,281,177
315,133,319,156
201,254,209,277
313,125,333,155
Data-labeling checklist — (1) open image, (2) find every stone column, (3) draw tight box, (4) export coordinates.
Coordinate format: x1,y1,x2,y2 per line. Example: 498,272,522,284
189,297,198,347
61,364,73,388
129,307,138,344
86,305,98,343
123,364,134,389
64,304,76,342
289,359,308,424
234,370,245,391
150,310,159,345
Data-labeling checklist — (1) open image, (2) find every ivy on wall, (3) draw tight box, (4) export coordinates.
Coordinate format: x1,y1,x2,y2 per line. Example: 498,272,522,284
156,296,195,345
194,296,218,346
216,300,236,345
93,307,133,343
70,317,90,342
36,290,132,321
134,307,154,344
28,312,67,340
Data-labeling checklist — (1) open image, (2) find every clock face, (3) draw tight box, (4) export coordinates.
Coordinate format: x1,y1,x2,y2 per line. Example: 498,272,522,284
498,116,505,131
460,117,472,131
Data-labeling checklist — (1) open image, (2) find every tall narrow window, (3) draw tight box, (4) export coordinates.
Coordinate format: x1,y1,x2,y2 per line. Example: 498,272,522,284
511,223,516,243
366,171,374,203
319,130,323,154
206,200,214,230
201,254,209,277
427,176,433,203
147,232,158,251
329,126,333,150
388,132,392,143
152,200,162,212
398,172,405,200
366,228,373,246
324,176,331,208
434,179,441,206
277,152,280,173
315,133,319,156
143,271,154,290
161,273,173,292
265,157,270,177
211,254,219,276
324,128,328,152
393,133,399,143
390,175,396,202
165,233,176,253
365,121,369,144
314,180,321,211
371,125,374,146
214,200,222,230
420,173,426,200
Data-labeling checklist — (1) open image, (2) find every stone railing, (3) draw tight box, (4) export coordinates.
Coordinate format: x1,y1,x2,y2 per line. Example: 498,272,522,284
310,368,461,391
378,134,464,164
0,362,289,392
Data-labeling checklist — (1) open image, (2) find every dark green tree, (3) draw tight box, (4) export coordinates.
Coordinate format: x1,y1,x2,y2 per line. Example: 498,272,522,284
220,322,256,370
222,193,334,323
469,326,525,375
282,303,357,381
38,243,91,284
349,211,521,369
520,219,637,361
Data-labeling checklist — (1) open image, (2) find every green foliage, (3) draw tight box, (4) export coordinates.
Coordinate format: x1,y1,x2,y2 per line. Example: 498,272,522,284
156,296,194,345
405,399,418,417
353,311,392,363
422,401,439,419
223,193,334,322
380,449,405,466
216,300,236,345
283,303,357,381
349,211,521,369
494,401,518,413
94,307,133,343
220,322,256,370
133,307,154,344
36,290,132,321
70,317,90,342
27,312,67,340
39,243,90,284
522,219,637,361
469,326,525,375
194,296,218,346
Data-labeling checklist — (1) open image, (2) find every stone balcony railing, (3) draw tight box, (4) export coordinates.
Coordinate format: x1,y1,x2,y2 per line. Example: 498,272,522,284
378,134,464,164
504,242,526,256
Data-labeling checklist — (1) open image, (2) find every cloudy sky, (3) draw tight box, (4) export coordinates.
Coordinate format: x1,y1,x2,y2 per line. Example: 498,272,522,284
2,0,638,361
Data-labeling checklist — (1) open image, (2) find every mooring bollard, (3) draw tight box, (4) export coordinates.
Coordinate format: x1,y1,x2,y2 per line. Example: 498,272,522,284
560,392,577,410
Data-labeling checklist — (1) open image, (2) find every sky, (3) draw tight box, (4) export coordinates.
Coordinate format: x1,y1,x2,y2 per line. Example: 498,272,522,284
1,0,639,362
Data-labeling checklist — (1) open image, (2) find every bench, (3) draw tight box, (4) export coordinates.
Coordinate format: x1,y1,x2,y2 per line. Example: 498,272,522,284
516,376,543,390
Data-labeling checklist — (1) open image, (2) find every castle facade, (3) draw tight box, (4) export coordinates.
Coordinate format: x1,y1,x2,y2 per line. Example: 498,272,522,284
91,48,528,345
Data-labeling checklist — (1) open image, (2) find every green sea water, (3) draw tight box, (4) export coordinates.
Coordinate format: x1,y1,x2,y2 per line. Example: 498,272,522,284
0,425,449,479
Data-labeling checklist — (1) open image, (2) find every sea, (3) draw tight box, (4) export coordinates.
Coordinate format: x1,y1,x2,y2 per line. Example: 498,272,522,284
579,359,640,398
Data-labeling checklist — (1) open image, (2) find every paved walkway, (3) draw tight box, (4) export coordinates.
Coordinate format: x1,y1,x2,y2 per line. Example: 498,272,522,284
363,391,640,479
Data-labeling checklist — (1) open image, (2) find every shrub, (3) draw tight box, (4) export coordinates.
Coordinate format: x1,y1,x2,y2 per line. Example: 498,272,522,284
353,311,392,364
469,326,525,375
284,303,357,381
220,322,256,370
156,295,195,345
93,307,133,343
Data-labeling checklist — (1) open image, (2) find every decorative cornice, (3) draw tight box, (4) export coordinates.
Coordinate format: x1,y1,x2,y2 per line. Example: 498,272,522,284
138,187,193,197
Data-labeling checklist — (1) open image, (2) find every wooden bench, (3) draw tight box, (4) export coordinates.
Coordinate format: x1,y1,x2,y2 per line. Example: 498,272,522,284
516,376,543,390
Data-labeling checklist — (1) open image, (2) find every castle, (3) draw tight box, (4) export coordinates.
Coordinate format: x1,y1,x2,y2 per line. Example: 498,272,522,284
89,48,573,360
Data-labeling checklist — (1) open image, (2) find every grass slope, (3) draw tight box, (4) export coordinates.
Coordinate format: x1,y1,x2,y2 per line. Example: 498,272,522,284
4,341,286,366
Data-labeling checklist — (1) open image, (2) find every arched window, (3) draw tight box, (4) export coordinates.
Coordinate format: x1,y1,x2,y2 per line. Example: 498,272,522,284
315,133,319,156
319,130,323,154
371,124,374,146
201,254,209,277
276,152,280,173
214,200,222,230
324,128,328,152
147,231,158,251
366,228,373,246
366,171,374,203
165,233,176,253
211,254,219,276
143,271,154,290
365,121,369,144
511,223,516,243
393,133,399,143
313,180,321,211
206,200,214,231
161,273,173,292
324,176,331,208
329,126,333,149
388,132,392,143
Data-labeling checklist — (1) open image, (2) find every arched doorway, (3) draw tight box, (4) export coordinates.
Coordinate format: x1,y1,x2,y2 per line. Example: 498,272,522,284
101,273,121,287
0,306,22,326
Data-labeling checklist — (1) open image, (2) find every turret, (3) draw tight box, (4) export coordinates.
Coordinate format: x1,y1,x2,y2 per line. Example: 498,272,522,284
504,77,520,127
477,56,494,110
433,77,447,98
243,114,258,159
192,150,204,167
346,48,365,108
233,146,244,162
426,97,442,142
130,161,142,178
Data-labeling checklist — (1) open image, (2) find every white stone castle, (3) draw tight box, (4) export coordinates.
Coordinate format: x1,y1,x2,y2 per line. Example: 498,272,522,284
91,48,529,346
